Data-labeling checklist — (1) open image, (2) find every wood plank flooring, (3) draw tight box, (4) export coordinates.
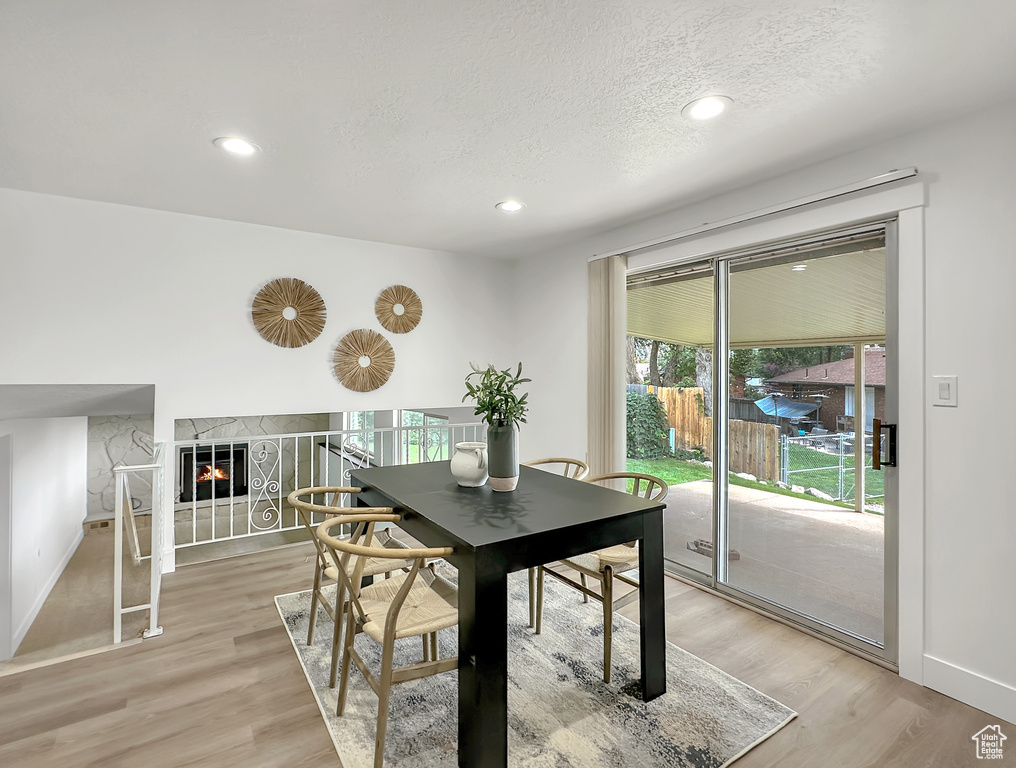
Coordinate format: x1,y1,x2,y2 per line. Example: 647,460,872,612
0,542,1010,767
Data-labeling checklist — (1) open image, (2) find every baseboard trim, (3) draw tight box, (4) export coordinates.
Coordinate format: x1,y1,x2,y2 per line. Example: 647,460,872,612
924,654,1016,725
0,637,142,678
12,527,83,652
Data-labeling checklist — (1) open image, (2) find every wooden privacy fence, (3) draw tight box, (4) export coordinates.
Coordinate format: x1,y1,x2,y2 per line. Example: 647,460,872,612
645,385,779,481
727,419,779,481
653,385,709,453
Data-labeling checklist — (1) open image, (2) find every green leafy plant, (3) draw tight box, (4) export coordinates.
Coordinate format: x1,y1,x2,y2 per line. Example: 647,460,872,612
626,391,671,459
462,362,531,428
674,447,707,462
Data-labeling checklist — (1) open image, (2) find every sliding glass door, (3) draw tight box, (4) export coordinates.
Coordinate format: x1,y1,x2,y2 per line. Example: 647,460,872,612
626,224,897,663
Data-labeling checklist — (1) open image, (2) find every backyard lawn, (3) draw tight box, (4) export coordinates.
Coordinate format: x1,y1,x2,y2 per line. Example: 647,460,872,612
783,441,884,502
628,446,884,512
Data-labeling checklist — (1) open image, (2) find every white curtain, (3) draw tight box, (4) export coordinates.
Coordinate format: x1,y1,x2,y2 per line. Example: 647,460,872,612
587,255,627,479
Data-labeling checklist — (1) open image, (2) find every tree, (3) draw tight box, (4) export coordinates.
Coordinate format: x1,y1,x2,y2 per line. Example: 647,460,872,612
659,344,696,386
649,340,661,386
729,348,760,378
756,345,852,377
629,336,706,389
695,347,713,416
625,335,641,384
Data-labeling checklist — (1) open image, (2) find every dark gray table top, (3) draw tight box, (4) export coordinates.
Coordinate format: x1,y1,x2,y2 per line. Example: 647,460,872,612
350,462,664,550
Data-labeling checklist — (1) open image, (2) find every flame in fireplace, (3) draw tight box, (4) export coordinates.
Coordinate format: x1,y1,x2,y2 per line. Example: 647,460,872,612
196,464,229,482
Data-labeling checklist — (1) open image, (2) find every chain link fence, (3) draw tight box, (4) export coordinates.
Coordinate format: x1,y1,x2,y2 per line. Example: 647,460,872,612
780,433,884,507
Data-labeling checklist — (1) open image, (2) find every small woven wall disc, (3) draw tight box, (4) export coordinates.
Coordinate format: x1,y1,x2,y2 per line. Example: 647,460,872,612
251,278,327,348
333,329,395,392
375,284,423,334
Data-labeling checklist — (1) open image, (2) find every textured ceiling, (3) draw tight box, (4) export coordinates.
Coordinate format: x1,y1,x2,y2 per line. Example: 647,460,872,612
1,1,1015,258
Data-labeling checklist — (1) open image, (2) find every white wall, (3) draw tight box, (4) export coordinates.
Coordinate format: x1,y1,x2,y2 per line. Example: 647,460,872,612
0,188,516,569
514,98,1016,723
0,417,88,654
0,188,515,437
512,252,589,463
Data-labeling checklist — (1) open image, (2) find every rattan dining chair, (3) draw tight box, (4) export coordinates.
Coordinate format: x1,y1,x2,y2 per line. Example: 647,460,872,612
288,486,415,688
520,458,590,627
318,513,458,768
535,472,668,683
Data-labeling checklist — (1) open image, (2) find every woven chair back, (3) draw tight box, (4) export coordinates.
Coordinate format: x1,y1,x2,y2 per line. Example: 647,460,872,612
521,457,590,480
585,472,669,502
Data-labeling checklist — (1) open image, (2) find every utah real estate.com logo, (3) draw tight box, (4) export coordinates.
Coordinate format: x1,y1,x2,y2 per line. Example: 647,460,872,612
972,725,1007,760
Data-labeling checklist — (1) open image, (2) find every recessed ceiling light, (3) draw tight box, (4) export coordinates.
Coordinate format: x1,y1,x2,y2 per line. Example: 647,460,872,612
681,95,733,121
213,137,260,156
791,264,808,272
495,200,525,213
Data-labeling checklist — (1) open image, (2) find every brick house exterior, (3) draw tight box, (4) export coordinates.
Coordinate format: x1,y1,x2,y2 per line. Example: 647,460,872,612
766,348,886,432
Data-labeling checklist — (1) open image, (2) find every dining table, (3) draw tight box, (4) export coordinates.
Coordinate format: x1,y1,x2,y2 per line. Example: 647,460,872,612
350,461,667,768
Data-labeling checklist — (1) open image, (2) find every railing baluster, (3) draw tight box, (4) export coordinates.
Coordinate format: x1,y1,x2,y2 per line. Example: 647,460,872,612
229,439,235,540
210,442,217,541
172,422,481,549
114,471,124,644
277,437,283,530
191,446,198,545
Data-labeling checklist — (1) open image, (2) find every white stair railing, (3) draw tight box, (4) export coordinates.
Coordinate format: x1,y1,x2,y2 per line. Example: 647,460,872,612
113,442,165,644
173,423,485,549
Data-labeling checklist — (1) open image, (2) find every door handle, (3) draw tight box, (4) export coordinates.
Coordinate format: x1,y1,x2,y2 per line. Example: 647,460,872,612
872,418,897,470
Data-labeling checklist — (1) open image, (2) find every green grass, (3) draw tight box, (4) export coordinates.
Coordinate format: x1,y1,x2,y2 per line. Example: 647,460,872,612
625,457,712,486
784,443,884,502
406,441,450,463
626,455,856,509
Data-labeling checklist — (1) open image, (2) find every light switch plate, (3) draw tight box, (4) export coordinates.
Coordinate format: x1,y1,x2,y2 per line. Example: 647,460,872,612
932,375,958,407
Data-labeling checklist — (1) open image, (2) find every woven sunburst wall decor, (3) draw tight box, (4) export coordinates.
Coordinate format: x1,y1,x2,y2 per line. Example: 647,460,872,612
251,278,327,348
375,284,423,334
333,329,395,392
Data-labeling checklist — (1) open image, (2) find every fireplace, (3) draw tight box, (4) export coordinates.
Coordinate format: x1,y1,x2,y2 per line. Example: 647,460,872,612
178,443,248,502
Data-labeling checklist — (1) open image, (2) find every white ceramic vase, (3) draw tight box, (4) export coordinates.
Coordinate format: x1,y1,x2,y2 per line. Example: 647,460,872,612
450,441,488,487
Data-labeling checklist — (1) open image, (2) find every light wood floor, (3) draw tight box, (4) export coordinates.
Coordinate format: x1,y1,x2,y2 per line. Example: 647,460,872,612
1,525,150,672
0,542,1009,767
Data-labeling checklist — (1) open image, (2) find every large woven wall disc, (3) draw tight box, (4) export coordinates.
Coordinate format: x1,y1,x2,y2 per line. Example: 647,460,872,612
251,278,327,348
375,284,422,334
333,329,395,392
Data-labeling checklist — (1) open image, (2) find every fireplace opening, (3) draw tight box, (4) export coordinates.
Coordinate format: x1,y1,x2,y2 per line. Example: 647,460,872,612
179,444,248,502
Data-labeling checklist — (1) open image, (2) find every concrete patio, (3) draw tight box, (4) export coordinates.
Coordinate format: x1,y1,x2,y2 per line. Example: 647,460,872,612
662,480,885,644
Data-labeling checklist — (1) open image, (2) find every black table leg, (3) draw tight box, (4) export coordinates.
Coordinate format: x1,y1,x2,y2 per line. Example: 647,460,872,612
638,508,667,701
457,552,509,768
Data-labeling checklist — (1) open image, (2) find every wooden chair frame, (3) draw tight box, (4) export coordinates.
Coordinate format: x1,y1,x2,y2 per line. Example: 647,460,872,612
520,458,590,627
535,472,668,683
318,514,457,768
287,486,409,688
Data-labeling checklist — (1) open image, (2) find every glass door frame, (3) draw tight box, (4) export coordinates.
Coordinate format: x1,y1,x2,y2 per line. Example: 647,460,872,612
656,219,899,667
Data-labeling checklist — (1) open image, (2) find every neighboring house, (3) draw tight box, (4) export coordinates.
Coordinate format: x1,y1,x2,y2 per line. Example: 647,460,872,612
766,348,886,433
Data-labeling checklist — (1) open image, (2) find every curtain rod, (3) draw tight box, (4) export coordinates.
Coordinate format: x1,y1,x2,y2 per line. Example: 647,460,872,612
588,167,918,263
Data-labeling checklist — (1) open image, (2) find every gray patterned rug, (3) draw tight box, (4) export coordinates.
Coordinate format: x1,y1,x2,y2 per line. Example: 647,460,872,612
275,569,795,768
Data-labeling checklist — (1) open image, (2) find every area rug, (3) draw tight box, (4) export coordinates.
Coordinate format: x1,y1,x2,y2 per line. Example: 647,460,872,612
275,570,795,768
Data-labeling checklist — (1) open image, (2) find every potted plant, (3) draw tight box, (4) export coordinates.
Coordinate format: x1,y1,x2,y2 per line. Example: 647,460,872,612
462,362,530,491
